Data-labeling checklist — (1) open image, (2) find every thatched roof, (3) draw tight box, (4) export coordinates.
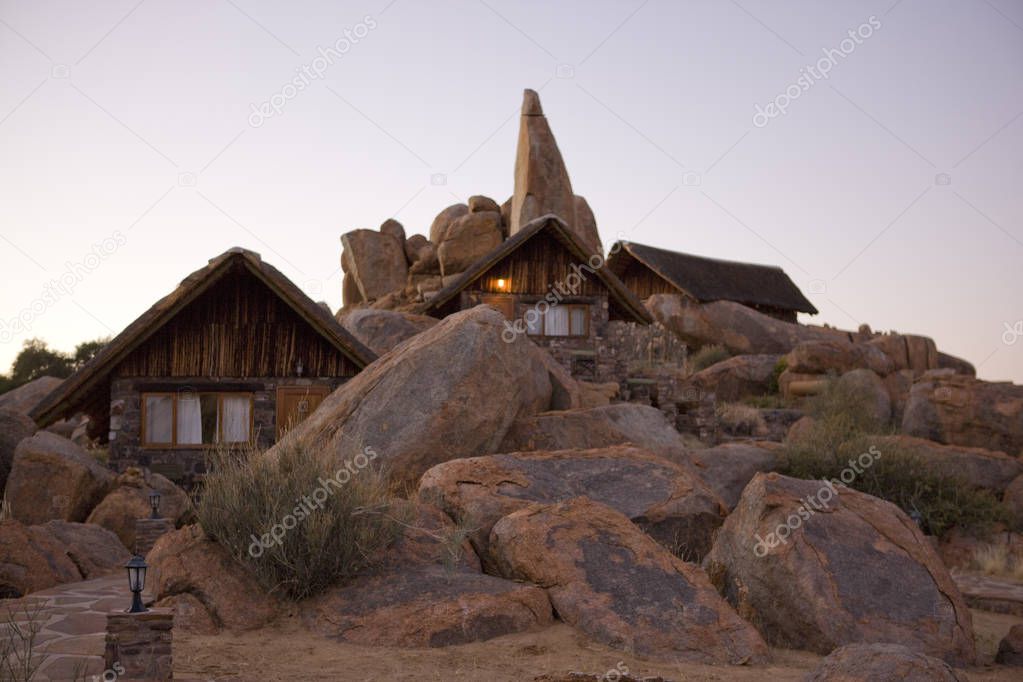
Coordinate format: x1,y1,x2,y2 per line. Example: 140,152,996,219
31,247,376,427
606,241,818,314
416,215,652,324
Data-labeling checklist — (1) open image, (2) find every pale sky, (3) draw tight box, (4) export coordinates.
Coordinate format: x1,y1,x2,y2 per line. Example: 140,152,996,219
1,0,1021,382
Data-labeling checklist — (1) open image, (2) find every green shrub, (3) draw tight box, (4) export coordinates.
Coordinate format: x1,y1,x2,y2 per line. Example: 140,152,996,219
781,415,1009,537
195,442,403,600
767,357,787,394
690,344,730,373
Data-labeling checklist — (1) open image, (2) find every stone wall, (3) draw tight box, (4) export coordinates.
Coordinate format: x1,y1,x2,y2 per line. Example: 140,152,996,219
109,376,347,487
105,610,173,681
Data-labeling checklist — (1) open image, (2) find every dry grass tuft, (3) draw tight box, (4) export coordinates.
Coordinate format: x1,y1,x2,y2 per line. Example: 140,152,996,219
195,442,403,601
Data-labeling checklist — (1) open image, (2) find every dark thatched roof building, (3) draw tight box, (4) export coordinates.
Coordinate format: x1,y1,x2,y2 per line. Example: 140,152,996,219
605,241,818,322
31,247,376,486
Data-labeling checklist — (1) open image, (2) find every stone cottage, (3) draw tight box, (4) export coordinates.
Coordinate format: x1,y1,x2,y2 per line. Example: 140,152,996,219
415,214,652,381
30,247,376,486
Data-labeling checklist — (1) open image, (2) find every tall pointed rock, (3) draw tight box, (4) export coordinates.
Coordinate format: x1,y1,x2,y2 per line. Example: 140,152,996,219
510,89,601,255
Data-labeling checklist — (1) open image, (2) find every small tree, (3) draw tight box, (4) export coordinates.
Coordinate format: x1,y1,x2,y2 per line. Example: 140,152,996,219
9,339,72,383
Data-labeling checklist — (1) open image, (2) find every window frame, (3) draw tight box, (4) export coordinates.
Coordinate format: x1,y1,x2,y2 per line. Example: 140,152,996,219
524,303,591,339
140,391,254,449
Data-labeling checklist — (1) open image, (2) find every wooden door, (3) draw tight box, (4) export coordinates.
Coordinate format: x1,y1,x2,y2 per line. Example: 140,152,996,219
276,386,329,438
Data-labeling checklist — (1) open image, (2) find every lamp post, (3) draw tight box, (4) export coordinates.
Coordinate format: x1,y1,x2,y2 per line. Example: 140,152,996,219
148,491,161,519
125,555,148,613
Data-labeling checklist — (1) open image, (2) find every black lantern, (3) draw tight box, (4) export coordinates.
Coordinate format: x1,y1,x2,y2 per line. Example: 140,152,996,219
125,555,148,613
148,491,161,519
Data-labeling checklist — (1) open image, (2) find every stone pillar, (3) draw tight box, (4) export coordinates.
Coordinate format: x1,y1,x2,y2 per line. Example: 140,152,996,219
135,518,173,556
105,609,173,681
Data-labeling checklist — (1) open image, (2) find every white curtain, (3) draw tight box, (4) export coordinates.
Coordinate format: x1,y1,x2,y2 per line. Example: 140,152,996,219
570,306,587,335
545,307,570,336
176,394,202,445
144,395,173,444
220,396,251,443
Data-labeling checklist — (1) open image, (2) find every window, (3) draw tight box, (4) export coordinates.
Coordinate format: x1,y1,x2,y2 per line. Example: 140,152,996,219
526,304,590,337
142,392,253,447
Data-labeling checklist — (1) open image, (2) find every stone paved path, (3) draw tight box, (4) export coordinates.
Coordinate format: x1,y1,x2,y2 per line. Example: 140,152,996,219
2,575,132,681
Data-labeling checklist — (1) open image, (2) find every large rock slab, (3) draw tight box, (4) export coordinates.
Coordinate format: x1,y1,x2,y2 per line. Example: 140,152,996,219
303,565,552,647
0,376,63,414
41,520,130,579
703,472,976,665
340,228,408,302
86,468,191,549
868,333,939,376
6,432,113,524
683,354,782,403
428,203,469,244
489,497,768,665
878,434,1023,492
337,308,438,355
270,306,552,489
0,407,35,491
689,442,780,510
786,339,895,377
419,446,726,562
0,519,81,597
147,525,281,633
510,90,577,238
437,210,503,276
498,403,694,467
902,370,1023,455
647,295,847,356
804,643,966,681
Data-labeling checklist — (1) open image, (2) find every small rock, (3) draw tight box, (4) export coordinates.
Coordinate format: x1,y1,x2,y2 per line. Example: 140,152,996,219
996,623,1023,665
804,642,966,681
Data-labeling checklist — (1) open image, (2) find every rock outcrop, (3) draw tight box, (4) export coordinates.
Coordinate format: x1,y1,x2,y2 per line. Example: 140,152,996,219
902,370,1023,455
868,333,939,376
571,195,602,257
683,354,782,403
6,432,113,524
804,643,966,681
419,446,726,562
437,210,503,276
647,296,847,355
41,520,130,579
997,623,1023,665
147,525,281,633
303,565,552,647
498,403,695,467
786,338,895,377
489,497,769,665
269,306,553,489
428,203,469,244
703,473,976,665
837,368,892,427
688,442,780,510
510,90,584,248
340,228,408,303
0,408,35,490
0,519,81,597
337,308,438,355
86,468,191,549
0,376,63,414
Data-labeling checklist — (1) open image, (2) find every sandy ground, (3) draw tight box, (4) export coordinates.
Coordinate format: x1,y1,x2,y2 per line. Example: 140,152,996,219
174,609,1023,681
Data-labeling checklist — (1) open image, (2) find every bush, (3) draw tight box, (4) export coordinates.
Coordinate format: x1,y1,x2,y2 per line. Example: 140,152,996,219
690,344,730,373
717,402,766,436
781,378,1009,536
767,357,787,394
195,442,403,600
